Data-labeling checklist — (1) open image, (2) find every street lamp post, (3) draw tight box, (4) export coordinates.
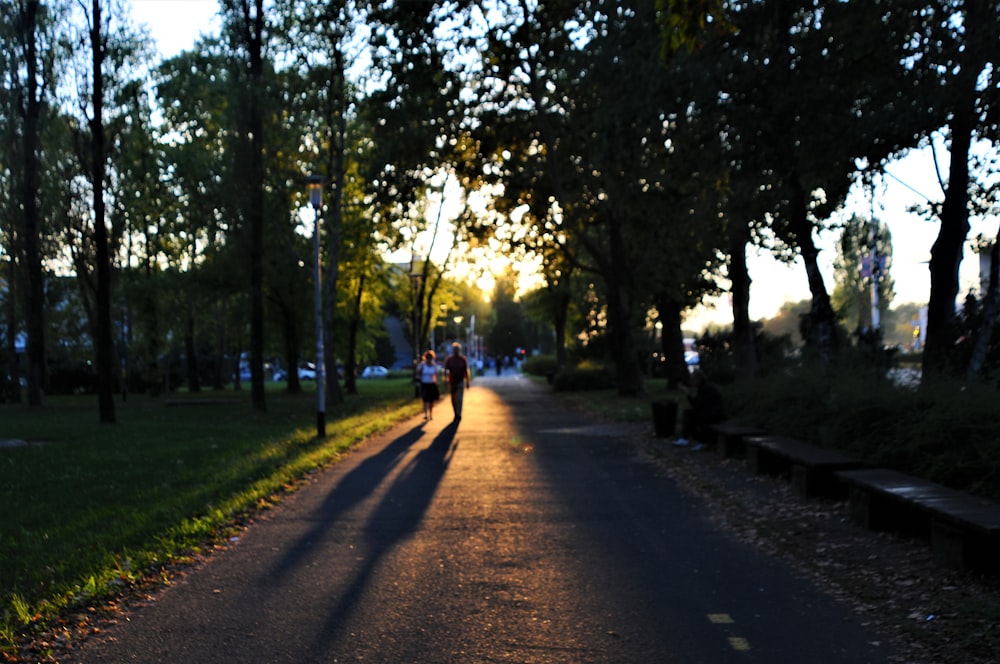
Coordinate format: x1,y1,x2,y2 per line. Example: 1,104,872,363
308,175,326,438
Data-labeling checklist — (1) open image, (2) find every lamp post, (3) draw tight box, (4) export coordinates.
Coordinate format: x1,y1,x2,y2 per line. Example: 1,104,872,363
308,175,326,438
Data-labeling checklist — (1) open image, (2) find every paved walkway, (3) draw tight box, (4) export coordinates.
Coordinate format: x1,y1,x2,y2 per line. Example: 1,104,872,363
73,375,891,663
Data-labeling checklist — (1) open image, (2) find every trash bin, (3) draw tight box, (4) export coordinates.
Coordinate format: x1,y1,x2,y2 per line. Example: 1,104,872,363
651,399,678,438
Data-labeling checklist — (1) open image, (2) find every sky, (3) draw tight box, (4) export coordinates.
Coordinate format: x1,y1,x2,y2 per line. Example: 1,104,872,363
127,0,996,330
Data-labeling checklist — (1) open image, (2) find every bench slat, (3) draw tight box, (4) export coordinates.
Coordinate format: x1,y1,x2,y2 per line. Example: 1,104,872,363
744,435,862,499
836,468,1000,572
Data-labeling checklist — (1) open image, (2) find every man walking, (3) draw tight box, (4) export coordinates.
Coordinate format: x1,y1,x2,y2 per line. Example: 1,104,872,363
444,342,471,422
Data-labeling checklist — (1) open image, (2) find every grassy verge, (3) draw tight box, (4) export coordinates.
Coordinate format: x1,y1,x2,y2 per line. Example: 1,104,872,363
0,380,420,651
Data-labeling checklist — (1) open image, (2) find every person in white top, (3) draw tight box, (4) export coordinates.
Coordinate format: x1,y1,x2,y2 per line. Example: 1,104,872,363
417,350,441,421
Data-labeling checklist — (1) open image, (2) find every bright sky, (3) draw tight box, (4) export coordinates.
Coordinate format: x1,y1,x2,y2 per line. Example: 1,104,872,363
129,0,996,331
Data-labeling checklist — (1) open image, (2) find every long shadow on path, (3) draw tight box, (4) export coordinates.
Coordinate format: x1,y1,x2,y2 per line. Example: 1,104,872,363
305,422,459,655
266,425,427,583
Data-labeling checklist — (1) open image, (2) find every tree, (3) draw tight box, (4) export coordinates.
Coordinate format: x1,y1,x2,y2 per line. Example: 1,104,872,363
221,0,270,411
661,1,947,366
77,0,118,422
278,0,372,405
761,299,809,346
476,0,721,396
362,2,472,365
918,0,1000,378
831,213,895,334
8,0,64,407
486,274,528,360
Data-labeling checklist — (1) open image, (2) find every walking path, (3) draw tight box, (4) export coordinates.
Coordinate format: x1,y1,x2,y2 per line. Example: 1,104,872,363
72,375,890,663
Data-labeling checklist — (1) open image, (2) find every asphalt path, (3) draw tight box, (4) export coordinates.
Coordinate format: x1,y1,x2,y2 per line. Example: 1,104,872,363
73,374,891,663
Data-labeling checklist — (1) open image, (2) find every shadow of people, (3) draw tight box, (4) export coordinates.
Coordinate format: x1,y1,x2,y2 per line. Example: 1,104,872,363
267,425,425,582
307,422,459,653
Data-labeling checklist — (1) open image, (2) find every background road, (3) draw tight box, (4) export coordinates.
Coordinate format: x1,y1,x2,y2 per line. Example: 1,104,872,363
74,375,890,663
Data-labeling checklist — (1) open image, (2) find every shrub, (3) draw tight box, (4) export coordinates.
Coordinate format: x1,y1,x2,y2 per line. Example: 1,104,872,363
725,364,1000,502
552,364,615,392
522,354,559,378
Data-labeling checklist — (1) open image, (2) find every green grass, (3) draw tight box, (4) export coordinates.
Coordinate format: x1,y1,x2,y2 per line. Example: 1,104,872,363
0,380,420,649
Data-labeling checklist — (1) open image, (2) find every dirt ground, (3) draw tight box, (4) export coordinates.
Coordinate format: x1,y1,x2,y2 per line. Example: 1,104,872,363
639,436,1000,664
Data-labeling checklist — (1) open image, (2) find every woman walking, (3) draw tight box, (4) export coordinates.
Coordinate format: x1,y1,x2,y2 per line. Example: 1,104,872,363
417,350,441,421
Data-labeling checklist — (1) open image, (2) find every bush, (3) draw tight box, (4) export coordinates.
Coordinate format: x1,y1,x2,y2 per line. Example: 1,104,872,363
552,364,615,392
725,364,1000,502
522,354,559,378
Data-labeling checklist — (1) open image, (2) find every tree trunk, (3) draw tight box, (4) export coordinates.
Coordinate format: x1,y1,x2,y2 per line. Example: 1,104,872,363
184,310,201,392
143,261,162,398
965,239,999,381
657,294,688,388
322,47,346,406
3,257,20,403
923,109,974,378
344,272,365,395
240,0,267,412
553,286,570,369
729,217,757,377
605,210,643,397
790,180,837,362
278,300,301,394
90,0,116,423
20,0,46,407
211,299,227,391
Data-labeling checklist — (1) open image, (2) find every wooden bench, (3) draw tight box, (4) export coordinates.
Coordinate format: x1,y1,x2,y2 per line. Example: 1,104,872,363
836,468,1000,572
710,422,764,459
744,435,863,499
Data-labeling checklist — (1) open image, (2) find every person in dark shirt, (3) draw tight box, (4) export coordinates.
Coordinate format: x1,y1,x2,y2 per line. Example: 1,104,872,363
443,342,471,422
674,369,725,449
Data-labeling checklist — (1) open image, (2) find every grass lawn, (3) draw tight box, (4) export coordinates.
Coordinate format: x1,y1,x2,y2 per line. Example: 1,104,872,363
0,380,420,649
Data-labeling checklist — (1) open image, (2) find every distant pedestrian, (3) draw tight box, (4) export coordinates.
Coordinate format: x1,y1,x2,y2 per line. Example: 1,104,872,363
444,342,471,422
674,369,726,449
417,351,441,421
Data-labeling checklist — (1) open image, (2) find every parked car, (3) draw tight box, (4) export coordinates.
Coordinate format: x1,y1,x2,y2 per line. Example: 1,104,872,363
298,362,317,380
361,365,389,379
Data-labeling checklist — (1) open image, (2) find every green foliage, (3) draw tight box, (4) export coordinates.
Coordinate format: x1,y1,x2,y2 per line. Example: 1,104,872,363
760,300,810,346
0,382,419,649
830,213,895,332
657,0,735,58
692,327,794,383
551,363,616,392
726,366,1000,502
521,354,559,379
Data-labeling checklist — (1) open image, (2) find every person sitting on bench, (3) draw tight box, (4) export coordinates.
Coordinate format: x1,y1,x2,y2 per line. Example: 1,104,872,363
674,369,726,448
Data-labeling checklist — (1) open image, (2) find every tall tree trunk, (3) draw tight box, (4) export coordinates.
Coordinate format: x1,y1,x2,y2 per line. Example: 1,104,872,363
280,301,302,394
3,257,20,403
966,238,999,381
344,273,365,395
184,310,201,392
211,300,228,391
605,211,643,397
228,0,268,411
657,294,688,389
322,47,346,406
142,236,162,396
790,180,837,362
923,110,974,378
729,217,757,377
90,0,115,423
20,0,46,407
552,285,570,370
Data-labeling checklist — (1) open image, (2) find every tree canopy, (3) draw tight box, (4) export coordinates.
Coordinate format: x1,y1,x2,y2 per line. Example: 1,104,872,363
2,0,998,413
